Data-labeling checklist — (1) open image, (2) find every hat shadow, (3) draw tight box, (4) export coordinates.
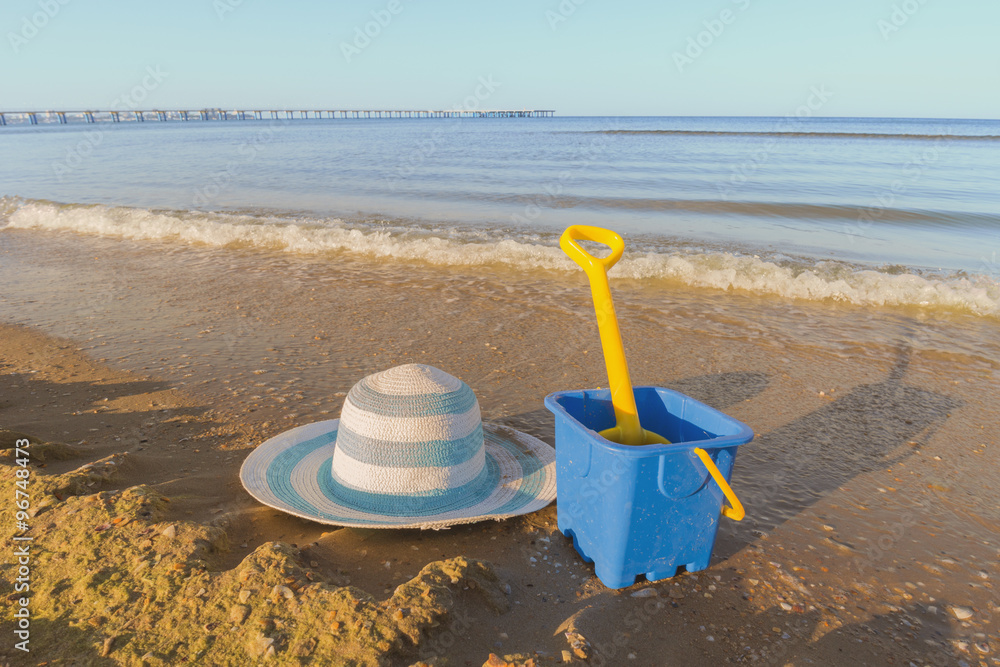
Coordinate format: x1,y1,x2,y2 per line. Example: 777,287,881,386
0,372,211,476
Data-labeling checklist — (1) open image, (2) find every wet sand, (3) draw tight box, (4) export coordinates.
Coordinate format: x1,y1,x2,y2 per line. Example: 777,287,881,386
1,228,998,665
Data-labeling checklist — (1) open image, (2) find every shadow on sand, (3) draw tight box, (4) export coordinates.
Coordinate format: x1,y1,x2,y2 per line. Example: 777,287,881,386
498,346,961,565
714,343,961,559
570,597,967,667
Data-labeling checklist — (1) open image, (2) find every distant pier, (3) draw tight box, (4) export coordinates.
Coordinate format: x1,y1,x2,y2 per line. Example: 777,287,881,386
0,108,556,126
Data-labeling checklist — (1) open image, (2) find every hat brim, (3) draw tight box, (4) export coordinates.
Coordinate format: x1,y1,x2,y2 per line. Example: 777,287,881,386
239,419,556,529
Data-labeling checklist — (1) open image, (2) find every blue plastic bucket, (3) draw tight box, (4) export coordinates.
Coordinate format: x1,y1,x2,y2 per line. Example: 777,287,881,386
544,386,754,589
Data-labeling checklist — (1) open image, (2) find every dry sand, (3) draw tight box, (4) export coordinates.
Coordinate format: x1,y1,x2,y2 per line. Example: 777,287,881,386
1,229,998,666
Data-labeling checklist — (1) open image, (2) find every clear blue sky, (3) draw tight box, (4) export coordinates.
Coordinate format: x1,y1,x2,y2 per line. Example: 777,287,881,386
1,0,997,117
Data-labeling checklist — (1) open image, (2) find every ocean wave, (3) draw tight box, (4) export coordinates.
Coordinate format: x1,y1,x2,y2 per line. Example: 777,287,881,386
497,195,999,228
3,198,998,317
573,129,1000,141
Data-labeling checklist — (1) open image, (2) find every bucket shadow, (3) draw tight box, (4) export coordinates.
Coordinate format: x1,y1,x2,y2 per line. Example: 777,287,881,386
733,600,966,666
665,371,770,412
714,344,962,559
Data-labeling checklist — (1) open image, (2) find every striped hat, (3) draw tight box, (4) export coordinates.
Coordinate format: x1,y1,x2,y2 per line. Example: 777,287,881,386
240,364,556,529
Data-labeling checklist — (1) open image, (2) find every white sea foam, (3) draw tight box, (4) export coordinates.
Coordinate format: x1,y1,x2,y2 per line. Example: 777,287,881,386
4,199,999,317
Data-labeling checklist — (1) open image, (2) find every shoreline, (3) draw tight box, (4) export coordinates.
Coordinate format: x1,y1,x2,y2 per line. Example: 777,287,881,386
4,199,1000,319
1,226,997,664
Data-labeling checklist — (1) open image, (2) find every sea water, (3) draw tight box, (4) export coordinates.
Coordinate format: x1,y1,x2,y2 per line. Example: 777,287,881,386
1,115,998,317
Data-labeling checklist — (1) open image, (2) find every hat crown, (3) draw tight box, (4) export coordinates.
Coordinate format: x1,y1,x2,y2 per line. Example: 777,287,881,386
331,365,486,499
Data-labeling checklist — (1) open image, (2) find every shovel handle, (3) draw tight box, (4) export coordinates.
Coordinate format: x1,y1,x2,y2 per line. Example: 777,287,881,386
560,225,645,445
694,448,745,521
560,225,625,276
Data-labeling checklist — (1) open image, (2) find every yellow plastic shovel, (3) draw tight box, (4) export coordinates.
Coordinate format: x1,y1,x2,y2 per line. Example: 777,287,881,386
560,225,670,447
560,225,746,521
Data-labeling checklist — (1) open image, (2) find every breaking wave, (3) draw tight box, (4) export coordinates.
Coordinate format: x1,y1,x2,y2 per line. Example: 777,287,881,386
4,198,998,317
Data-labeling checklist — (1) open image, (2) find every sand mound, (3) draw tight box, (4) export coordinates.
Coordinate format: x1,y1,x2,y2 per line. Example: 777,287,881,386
1,440,509,666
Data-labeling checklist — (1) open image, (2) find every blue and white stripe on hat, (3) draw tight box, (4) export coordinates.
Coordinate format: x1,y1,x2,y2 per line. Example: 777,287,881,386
332,365,486,495
240,364,557,529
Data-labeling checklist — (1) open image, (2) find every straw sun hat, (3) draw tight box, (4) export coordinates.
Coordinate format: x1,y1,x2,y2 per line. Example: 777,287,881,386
240,364,556,529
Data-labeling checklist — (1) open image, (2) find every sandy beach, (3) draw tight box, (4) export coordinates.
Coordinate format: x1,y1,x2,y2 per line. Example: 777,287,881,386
1,227,997,666
4,0,999,662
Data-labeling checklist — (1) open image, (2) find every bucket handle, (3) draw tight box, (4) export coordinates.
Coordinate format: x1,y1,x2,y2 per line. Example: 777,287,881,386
694,448,745,521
